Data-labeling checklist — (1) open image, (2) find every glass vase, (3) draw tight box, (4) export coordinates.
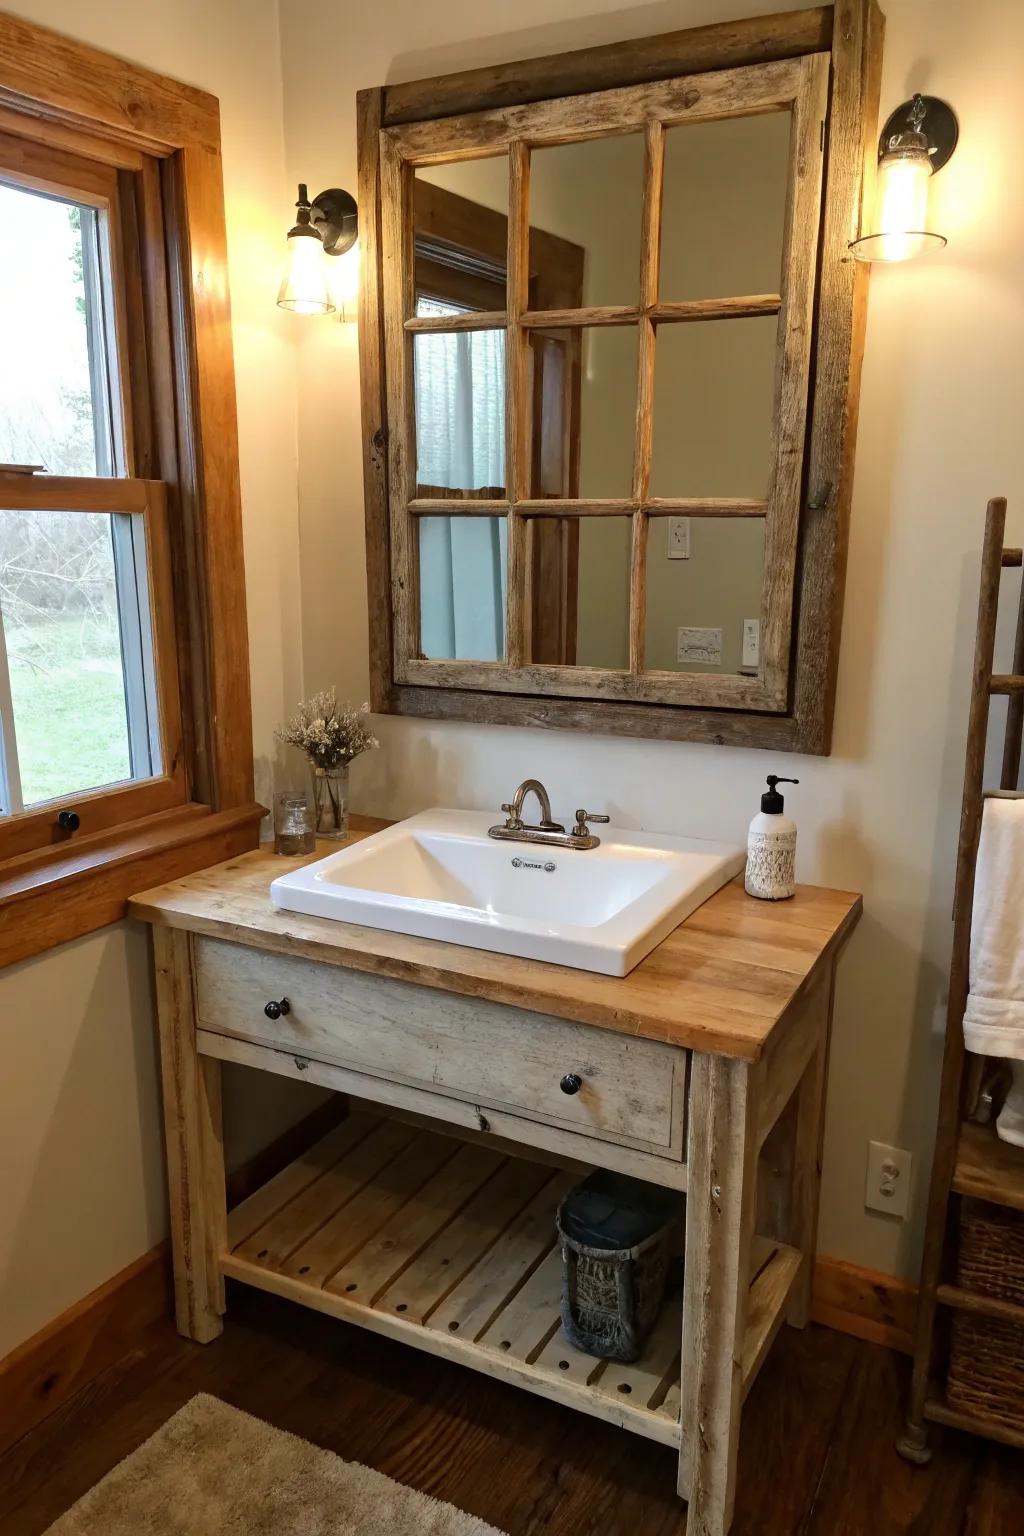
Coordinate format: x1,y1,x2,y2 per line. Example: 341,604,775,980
310,764,350,839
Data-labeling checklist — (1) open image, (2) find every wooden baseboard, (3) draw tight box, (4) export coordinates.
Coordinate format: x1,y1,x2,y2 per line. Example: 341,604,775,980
0,1242,173,1460
0,1117,916,1458
811,1254,917,1355
0,1096,347,1459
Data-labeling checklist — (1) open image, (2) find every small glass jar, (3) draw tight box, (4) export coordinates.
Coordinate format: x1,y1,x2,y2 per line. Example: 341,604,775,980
273,790,315,856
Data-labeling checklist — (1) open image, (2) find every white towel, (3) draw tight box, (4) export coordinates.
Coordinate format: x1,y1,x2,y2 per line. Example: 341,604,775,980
963,797,1024,1059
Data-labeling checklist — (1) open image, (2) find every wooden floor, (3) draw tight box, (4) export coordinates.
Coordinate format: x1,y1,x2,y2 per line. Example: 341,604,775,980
1,1286,1022,1536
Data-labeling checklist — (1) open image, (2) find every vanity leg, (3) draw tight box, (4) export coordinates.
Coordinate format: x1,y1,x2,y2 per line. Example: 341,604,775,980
786,966,834,1328
679,1054,759,1536
153,927,226,1343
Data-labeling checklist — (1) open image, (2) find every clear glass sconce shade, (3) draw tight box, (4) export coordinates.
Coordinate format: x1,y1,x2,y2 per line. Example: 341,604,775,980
330,238,360,323
851,148,946,263
277,228,336,314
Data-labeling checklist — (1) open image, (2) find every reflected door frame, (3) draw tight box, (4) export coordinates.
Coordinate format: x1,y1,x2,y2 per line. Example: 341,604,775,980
413,179,584,665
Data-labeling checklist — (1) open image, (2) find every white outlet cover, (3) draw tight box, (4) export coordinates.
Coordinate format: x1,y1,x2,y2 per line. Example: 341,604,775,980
865,1140,913,1220
677,626,722,665
667,516,690,559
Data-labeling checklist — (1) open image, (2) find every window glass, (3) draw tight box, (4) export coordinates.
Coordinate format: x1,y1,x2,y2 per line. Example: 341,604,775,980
0,181,116,476
0,508,157,810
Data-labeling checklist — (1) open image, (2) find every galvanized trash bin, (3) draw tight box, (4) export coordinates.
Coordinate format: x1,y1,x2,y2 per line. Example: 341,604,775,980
556,1170,679,1363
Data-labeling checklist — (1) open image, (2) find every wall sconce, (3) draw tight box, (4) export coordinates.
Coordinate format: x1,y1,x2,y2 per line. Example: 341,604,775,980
277,183,358,316
851,94,958,263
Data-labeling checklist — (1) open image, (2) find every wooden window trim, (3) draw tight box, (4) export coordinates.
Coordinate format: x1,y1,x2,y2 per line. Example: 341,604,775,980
358,0,885,754
0,14,262,963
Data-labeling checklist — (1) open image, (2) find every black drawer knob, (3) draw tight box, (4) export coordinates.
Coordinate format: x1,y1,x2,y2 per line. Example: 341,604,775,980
58,808,80,832
560,1072,583,1096
264,997,291,1020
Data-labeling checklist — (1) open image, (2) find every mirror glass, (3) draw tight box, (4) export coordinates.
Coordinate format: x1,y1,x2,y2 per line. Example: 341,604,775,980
644,517,765,673
413,328,506,500
402,110,800,686
413,159,508,312
573,516,632,670
650,317,777,500
549,326,637,500
660,112,791,300
528,135,644,309
418,514,507,660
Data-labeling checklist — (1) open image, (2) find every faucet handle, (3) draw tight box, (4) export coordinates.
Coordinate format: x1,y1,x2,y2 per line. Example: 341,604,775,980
501,801,522,830
573,808,610,837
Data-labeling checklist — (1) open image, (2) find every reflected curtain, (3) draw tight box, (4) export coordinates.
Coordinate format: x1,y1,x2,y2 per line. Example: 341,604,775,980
414,298,507,659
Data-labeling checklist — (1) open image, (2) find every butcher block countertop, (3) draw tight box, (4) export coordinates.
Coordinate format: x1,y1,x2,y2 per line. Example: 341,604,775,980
129,815,861,1062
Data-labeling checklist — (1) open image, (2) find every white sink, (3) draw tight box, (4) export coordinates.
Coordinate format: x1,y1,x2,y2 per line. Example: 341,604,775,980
270,809,744,977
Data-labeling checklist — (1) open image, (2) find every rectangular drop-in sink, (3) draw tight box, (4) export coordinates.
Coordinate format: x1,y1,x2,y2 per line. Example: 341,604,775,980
270,809,744,977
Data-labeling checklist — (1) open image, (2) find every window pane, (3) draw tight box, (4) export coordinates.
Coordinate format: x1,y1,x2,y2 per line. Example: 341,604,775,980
417,514,507,661
0,182,116,476
650,317,777,499
572,326,638,500
575,516,631,669
644,516,765,673
0,508,156,808
414,160,508,312
660,113,791,301
528,135,644,309
414,315,507,499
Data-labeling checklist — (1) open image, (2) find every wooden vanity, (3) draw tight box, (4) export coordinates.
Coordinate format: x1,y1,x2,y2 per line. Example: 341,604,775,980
131,817,860,1536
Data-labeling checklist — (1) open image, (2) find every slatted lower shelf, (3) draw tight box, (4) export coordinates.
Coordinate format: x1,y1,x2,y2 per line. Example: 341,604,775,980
222,1112,800,1447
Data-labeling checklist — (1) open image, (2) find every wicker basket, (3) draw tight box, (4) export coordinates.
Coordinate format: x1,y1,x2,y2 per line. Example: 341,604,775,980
947,1310,1024,1433
957,1198,1024,1305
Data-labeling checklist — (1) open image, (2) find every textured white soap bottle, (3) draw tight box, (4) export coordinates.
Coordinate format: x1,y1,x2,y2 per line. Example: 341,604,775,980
745,775,799,900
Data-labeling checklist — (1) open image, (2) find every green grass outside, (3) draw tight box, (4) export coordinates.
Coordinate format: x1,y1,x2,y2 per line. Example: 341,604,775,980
8,618,131,807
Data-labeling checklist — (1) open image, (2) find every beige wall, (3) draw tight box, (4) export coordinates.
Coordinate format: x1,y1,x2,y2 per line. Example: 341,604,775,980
0,0,322,1356
280,0,1024,1280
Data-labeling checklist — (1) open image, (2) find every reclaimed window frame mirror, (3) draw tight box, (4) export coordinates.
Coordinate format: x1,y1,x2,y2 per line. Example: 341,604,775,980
358,2,883,753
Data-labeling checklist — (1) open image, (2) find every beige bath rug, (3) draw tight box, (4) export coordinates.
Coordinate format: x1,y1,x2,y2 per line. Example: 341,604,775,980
45,1391,506,1535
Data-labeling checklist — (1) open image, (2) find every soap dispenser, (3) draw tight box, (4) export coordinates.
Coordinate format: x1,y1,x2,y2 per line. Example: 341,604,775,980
745,775,800,900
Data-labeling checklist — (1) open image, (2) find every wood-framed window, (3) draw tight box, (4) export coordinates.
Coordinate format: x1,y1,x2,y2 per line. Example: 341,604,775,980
358,1,884,754
0,14,260,965
0,134,186,854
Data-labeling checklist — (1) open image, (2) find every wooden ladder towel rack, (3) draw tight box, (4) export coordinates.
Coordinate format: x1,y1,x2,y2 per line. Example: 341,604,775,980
899,496,1024,1462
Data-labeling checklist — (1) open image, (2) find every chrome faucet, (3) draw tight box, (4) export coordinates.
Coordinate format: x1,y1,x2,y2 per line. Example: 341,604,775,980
488,779,610,851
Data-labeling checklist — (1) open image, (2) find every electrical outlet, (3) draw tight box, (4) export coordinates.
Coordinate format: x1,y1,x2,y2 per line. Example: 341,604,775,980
865,1141,913,1219
667,516,690,559
677,626,722,665
742,617,760,669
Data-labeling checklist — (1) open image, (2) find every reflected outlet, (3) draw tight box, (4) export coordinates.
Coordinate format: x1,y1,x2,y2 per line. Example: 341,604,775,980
667,516,691,559
677,626,722,665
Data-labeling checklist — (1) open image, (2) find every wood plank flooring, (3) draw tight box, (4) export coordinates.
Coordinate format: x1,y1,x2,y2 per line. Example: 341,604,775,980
0,1285,1021,1535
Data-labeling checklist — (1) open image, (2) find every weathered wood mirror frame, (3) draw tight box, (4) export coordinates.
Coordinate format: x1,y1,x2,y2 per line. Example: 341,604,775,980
358,1,883,754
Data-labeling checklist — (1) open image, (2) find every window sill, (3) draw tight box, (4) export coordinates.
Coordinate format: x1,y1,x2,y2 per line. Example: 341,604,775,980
0,801,265,968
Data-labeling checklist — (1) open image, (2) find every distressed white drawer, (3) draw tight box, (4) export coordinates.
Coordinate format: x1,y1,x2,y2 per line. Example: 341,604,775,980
194,937,685,1154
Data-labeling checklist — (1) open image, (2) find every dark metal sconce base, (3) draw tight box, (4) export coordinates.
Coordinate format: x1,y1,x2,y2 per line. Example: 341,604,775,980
310,188,358,255
880,96,959,172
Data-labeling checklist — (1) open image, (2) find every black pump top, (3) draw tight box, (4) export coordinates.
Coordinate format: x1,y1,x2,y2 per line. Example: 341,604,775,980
761,774,799,814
